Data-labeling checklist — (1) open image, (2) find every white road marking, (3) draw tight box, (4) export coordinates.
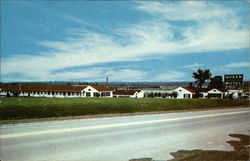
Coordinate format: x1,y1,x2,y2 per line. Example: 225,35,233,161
1,110,249,139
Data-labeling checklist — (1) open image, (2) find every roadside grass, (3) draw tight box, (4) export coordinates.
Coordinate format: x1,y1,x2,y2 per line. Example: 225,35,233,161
0,97,249,120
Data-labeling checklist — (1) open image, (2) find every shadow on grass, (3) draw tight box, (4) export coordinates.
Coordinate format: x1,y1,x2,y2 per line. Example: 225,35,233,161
129,133,250,161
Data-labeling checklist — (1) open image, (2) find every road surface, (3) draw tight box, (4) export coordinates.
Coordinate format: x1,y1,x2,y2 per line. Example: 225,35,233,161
0,107,250,161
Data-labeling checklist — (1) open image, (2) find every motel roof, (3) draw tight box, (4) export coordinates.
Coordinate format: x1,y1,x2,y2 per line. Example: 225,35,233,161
0,84,87,92
181,87,196,93
180,87,227,93
0,84,111,92
91,85,112,91
113,90,141,95
207,88,227,92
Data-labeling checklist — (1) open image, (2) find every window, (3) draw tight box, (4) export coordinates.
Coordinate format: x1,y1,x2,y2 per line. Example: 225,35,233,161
48,91,50,95
101,92,110,97
208,93,221,98
184,94,190,98
52,91,55,95
88,89,91,91
86,92,91,97
94,92,99,97
68,92,71,96
63,92,66,96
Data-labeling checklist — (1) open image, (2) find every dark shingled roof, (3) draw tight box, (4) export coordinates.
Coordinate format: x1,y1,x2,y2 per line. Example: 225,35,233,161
0,84,87,92
181,87,196,93
113,90,141,95
0,84,112,92
209,88,227,92
91,85,112,91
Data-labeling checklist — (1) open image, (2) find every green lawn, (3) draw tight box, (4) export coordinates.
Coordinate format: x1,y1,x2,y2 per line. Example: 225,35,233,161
0,97,249,120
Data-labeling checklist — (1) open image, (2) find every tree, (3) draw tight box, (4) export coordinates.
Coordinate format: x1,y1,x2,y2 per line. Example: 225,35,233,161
193,91,203,98
192,69,212,88
6,93,10,98
171,92,177,98
209,75,224,88
150,92,154,98
13,91,21,97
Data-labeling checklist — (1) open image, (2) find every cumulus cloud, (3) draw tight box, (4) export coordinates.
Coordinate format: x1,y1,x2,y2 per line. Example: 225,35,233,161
1,1,249,82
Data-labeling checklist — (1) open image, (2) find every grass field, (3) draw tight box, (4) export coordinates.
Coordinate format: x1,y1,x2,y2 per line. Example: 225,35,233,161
0,97,249,120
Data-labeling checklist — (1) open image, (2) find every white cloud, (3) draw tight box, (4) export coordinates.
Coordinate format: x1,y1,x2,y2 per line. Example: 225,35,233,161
153,71,187,82
0,66,147,82
135,1,237,22
1,1,249,82
59,13,99,28
223,62,250,68
135,1,249,52
180,63,204,69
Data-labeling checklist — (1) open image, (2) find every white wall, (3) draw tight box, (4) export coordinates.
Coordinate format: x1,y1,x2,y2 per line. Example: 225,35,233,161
0,85,112,98
83,86,99,97
113,90,144,98
174,87,193,99
132,90,144,98
83,86,113,97
228,89,243,98
207,89,225,98
0,90,84,98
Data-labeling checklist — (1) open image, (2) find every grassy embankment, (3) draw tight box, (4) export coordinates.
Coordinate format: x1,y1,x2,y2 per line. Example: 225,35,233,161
0,97,249,120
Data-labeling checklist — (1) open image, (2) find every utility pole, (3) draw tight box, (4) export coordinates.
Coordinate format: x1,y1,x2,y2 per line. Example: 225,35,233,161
19,83,21,94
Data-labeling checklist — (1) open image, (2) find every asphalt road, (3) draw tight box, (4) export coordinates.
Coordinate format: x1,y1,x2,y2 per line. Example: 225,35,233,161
0,107,249,161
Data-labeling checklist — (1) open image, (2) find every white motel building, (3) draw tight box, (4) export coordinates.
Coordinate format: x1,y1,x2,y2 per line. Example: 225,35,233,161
0,84,113,98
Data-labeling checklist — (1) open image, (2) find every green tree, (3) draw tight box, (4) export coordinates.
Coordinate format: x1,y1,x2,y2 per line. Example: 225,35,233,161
171,92,177,98
150,92,154,98
192,69,212,88
193,91,203,98
209,75,224,88
13,91,21,97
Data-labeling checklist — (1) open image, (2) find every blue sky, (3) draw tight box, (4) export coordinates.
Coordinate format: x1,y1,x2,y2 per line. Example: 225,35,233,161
1,1,249,82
